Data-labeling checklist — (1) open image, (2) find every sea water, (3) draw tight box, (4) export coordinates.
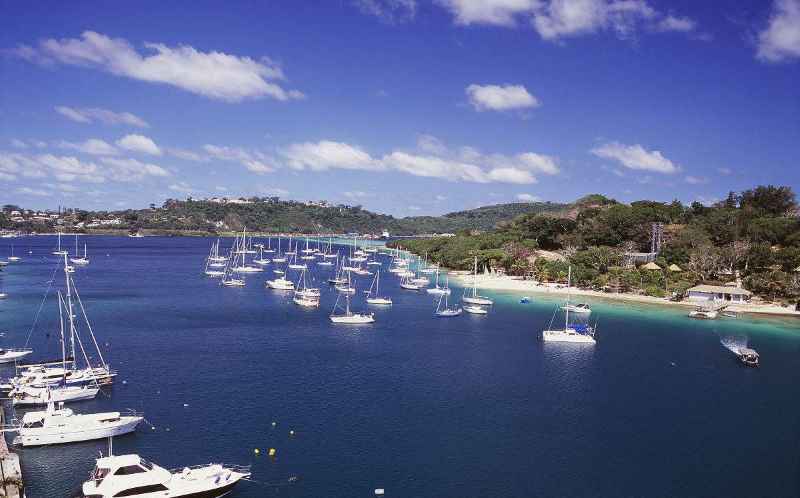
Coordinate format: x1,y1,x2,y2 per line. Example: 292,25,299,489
1,236,798,498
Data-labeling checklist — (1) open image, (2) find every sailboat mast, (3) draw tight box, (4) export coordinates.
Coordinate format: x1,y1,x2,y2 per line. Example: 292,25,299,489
58,291,66,377
565,266,571,329
63,254,77,368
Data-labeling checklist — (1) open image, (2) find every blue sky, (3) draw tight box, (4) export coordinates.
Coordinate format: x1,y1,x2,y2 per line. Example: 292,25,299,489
1,0,799,216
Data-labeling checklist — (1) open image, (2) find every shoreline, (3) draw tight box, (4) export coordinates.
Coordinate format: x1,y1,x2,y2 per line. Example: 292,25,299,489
449,273,800,318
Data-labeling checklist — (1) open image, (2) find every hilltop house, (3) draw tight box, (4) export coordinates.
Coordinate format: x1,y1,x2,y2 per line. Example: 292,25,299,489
687,285,752,303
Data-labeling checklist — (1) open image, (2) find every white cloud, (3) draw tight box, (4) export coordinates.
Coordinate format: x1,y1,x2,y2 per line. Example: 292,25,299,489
466,84,539,111
55,106,149,127
417,134,449,155
435,194,447,201
717,167,732,175
437,0,697,41
590,142,678,173
656,15,696,32
283,141,381,171
757,0,800,62
168,181,194,193
258,186,289,196
0,172,16,181
16,31,303,102
436,0,538,26
99,156,170,181
408,205,422,211
215,185,228,192
16,187,51,197
344,190,374,199
516,193,540,201
59,138,118,156
381,151,488,182
117,134,161,155
167,148,207,162
355,0,417,22
203,144,276,174
684,175,709,185
10,139,28,149
36,154,101,182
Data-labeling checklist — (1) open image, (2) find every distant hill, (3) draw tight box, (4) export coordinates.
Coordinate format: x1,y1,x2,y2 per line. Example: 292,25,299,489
1,197,572,236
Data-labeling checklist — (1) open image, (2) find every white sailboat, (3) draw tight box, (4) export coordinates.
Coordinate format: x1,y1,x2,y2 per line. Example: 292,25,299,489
0,348,32,363
366,270,392,305
253,246,271,266
230,229,263,273
80,444,250,498
7,245,21,262
435,289,462,317
425,269,450,295
208,239,228,263
400,271,423,290
220,250,245,287
293,268,320,307
462,257,493,305
272,237,287,263
4,255,117,391
543,266,596,344
52,232,68,256
264,236,276,253
287,247,307,270
330,292,374,324
70,236,90,265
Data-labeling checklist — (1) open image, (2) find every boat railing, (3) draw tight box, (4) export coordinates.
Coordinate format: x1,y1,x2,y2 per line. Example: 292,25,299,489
168,463,251,474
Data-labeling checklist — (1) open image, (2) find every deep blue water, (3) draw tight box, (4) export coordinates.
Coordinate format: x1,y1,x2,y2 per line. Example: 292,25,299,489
1,235,799,498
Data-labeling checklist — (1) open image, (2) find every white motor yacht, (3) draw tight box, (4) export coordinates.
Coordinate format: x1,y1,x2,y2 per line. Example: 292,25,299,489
13,401,143,446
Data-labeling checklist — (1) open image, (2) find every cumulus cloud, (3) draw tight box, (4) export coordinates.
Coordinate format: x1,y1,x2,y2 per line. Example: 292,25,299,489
16,186,51,197
757,0,800,62
168,181,194,193
355,0,417,22
436,0,538,26
684,175,709,185
167,148,208,162
203,144,276,174
59,138,118,156
590,142,678,174
437,0,697,41
417,134,449,155
283,141,381,171
55,106,149,127
117,134,161,155
516,193,540,201
10,139,28,149
466,84,539,111
99,156,170,181
14,31,303,102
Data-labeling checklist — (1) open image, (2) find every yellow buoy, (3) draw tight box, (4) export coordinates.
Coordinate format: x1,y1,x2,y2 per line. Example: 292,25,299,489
268,448,277,457
254,448,260,455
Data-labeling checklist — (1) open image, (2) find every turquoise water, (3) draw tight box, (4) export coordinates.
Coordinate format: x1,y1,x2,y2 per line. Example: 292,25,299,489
1,236,799,498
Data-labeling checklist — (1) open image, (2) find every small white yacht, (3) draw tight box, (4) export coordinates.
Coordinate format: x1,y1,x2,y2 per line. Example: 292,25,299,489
463,305,488,315
330,293,374,324
80,450,250,498
0,348,33,363
70,236,90,265
7,245,21,262
13,400,143,446
266,277,294,290
11,384,99,406
561,303,592,314
543,267,596,344
425,270,451,295
462,257,493,305
365,271,392,305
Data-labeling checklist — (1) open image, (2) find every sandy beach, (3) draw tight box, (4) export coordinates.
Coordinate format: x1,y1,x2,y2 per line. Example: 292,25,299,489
449,272,800,318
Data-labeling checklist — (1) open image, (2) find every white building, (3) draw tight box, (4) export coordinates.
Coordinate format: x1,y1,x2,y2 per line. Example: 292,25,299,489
687,285,752,303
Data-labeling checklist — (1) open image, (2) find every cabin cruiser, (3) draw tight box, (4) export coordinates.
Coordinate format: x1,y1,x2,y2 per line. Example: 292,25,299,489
80,452,250,498
688,308,718,319
561,303,591,314
0,348,33,364
738,348,759,367
11,383,99,406
13,401,143,446
266,278,294,290
3,364,115,391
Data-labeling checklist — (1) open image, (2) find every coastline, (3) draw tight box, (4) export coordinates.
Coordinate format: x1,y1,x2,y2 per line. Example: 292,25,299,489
449,273,800,318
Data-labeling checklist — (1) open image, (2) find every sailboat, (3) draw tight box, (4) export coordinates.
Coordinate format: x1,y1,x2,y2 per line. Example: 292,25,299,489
293,268,320,307
264,236,275,254
435,287,462,317
284,236,297,256
543,266,596,344
7,245,21,262
462,257,493,305
287,246,307,270
208,239,227,264
70,235,90,265
329,292,374,324
272,237,287,263
266,257,294,290
322,238,338,259
366,270,392,305
253,245,271,266
230,229,263,273
400,271,423,290
3,255,116,392
52,232,68,255
204,244,225,277
425,269,449,294
328,255,347,285
80,442,250,498
221,250,246,287
301,236,315,259
335,269,356,294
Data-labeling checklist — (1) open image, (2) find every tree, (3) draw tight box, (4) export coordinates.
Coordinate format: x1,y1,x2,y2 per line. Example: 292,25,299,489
739,185,796,217
687,245,722,281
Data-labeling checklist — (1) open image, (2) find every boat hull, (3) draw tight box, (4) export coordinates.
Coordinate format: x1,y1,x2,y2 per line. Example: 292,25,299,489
330,314,375,324
16,416,142,446
462,296,493,306
542,330,596,344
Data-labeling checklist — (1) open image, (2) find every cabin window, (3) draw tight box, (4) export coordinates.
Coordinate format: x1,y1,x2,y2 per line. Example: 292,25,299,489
23,420,44,428
139,458,154,470
113,484,169,496
92,467,110,485
114,465,146,475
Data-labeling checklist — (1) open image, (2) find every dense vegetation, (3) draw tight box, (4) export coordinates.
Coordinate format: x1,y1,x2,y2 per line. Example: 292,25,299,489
1,197,567,235
390,186,800,303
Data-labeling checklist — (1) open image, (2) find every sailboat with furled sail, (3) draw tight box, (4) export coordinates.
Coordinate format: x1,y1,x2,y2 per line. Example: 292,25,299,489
366,270,392,305
542,266,596,344
3,255,115,394
70,235,90,266
462,257,493,305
